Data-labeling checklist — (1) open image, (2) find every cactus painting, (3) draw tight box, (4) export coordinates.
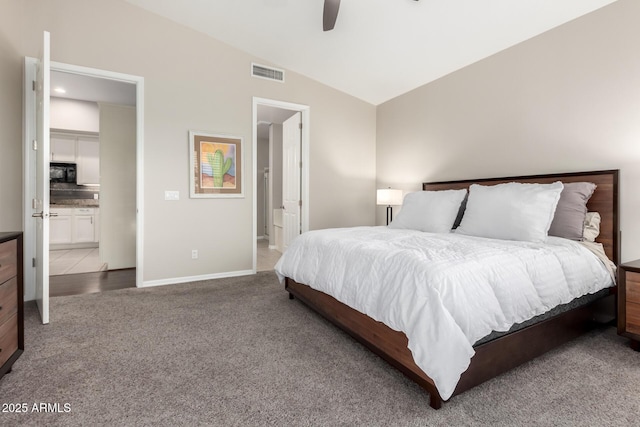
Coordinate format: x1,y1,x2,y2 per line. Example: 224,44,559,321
207,149,232,188
200,142,236,189
190,131,243,198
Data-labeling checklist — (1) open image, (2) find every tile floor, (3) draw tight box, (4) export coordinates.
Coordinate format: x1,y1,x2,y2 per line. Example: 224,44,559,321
50,241,280,277
49,248,107,276
257,239,282,271
49,239,282,276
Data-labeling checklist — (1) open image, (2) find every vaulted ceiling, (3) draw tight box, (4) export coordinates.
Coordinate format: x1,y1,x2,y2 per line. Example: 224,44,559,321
124,0,618,105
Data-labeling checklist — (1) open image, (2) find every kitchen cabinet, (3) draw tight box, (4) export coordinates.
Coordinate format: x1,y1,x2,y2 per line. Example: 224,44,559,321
49,208,73,244
50,207,99,248
50,132,100,185
74,208,96,243
50,134,76,163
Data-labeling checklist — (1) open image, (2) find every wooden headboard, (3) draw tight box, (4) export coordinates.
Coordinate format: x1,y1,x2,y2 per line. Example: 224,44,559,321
423,170,620,265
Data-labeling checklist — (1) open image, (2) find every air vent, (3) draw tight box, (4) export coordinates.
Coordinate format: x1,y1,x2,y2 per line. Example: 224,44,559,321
251,63,285,83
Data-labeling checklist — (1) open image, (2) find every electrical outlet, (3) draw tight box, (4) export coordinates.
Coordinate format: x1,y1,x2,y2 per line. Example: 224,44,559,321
191,249,198,259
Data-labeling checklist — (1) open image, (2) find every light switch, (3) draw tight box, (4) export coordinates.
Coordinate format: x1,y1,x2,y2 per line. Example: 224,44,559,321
164,191,179,201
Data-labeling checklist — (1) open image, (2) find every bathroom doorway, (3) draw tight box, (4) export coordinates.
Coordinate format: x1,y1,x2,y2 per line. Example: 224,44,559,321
253,98,310,271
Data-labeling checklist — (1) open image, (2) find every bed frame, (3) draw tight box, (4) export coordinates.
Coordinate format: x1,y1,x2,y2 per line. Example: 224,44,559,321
285,170,619,409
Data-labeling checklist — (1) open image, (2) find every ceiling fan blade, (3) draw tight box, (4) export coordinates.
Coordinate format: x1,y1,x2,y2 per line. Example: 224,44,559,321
323,0,340,31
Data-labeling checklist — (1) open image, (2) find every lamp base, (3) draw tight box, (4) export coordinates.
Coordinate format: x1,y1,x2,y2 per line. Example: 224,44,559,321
386,205,393,226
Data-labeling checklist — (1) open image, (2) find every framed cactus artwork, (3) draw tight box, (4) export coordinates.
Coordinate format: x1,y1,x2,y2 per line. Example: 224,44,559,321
189,131,243,198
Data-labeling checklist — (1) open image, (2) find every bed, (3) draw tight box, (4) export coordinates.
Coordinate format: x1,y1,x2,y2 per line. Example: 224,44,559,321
276,170,619,409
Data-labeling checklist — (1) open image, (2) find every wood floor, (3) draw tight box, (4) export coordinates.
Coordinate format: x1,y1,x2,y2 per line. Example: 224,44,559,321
49,241,280,297
50,268,136,297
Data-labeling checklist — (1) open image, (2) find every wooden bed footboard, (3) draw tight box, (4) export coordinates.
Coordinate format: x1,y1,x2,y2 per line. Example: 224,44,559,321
286,277,613,409
285,277,443,409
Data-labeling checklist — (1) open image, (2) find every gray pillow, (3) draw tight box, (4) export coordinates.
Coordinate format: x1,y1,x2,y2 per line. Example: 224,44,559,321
548,182,596,240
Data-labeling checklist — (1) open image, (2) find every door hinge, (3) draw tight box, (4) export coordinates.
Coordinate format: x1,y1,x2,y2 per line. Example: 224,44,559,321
299,122,302,130
298,200,302,207
32,80,36,91
32,258,36,267
32,139,37,150
299,161,302,168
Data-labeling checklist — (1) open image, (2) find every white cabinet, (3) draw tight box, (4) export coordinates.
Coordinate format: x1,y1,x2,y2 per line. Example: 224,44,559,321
50,208,73,244
50,134,76,162
74,208,96,242
50,132,100,185
76,136,100,185
49,207,100,248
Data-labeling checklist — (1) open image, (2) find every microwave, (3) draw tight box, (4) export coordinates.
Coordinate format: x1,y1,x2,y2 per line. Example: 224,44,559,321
50,162,77,183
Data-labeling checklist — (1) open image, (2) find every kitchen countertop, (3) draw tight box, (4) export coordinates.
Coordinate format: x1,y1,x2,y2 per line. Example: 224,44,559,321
50,200,100,208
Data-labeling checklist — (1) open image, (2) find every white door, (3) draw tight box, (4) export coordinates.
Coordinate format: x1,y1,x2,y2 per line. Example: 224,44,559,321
34,31,51,324
282,112,302,250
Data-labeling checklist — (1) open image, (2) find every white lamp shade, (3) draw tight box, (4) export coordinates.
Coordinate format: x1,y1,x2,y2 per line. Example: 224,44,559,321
377,188,403,206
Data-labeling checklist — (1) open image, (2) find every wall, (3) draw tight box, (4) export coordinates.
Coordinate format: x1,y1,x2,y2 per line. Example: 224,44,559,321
376,0,640,263
50,97,99,133
99,103,136,270
0,0,376,285
0,0,25,230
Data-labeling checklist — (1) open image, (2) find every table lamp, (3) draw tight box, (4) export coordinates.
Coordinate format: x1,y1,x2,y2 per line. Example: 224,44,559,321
377,188,403,225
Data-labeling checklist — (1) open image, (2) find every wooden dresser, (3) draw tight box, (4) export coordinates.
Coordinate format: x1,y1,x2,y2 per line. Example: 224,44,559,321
618,259,640,351
0,232,23,380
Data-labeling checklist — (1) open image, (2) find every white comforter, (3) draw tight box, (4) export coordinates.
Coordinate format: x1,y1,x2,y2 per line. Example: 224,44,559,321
274,226,614,400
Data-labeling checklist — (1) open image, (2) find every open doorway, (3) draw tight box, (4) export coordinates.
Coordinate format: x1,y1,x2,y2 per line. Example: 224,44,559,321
48,71,135,278
46,71,137,296
252,98,310,272
24,58,144,307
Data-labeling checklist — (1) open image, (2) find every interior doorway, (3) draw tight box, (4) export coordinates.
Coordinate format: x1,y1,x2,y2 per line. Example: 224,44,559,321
23,58,144,317
252,98,310,272
47,71,137,296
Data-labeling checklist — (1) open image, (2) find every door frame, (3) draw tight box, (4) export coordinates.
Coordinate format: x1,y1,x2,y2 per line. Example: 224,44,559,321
23,59,145,298
252,97,309,272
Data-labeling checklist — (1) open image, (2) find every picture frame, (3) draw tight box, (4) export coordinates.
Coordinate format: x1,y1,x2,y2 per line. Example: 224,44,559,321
189,131,243,198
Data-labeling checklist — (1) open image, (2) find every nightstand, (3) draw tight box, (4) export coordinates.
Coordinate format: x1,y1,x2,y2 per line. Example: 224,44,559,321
618,259,640,351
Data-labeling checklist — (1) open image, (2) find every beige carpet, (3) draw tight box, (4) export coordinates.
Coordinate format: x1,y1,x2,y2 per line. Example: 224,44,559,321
0,271,638,426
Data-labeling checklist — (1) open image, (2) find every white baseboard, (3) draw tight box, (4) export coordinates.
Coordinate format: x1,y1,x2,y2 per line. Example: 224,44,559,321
50,242,99,250
141,269,255,288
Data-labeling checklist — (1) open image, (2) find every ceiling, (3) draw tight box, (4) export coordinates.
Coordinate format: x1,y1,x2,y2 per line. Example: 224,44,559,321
256,105,298,140
51,71,136,106
124,0,618,105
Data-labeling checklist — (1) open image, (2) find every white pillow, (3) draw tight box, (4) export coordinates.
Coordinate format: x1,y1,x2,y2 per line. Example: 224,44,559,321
583,212,601,242
388,189,467,233
455,181,564,243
